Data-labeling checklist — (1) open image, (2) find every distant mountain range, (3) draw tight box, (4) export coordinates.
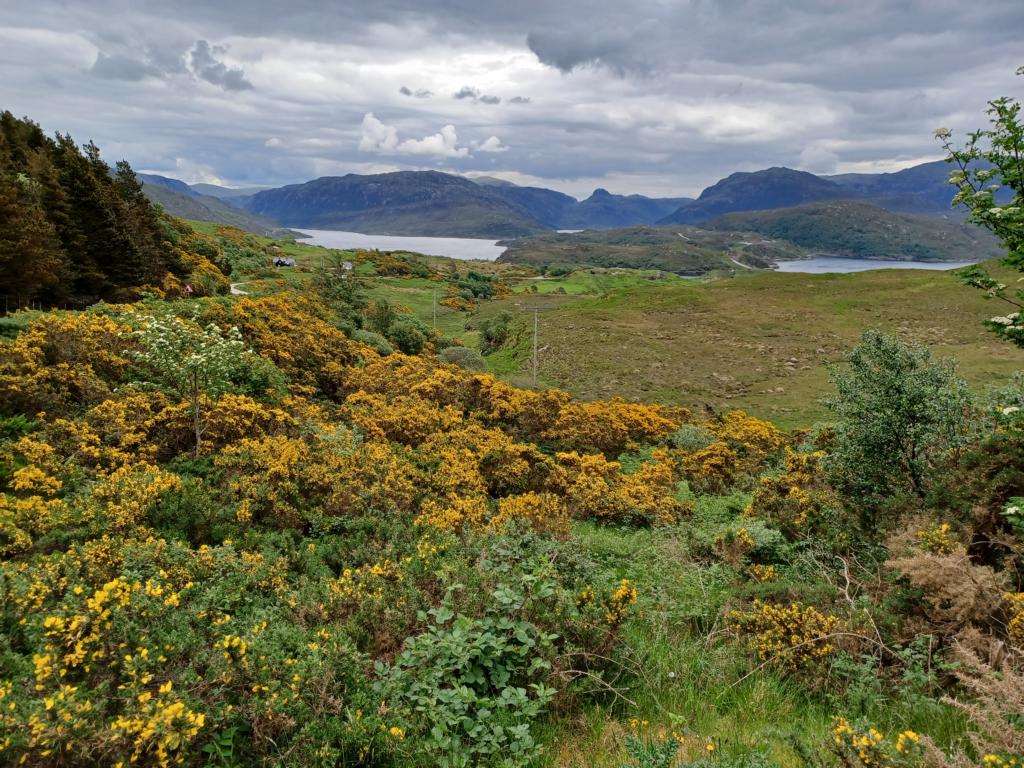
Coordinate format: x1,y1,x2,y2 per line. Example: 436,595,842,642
658,161,961,225
243,171,548,238
137,160,986,264
138,174,296,237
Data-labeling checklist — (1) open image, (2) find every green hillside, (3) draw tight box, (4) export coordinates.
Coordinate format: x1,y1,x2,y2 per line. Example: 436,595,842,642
497,225,805,274
141,182,298,238
705,200,1000,262
478,261,1024,427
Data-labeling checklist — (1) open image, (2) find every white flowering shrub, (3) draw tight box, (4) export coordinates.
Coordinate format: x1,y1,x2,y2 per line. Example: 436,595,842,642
936,66,1024,347
130,313,250,454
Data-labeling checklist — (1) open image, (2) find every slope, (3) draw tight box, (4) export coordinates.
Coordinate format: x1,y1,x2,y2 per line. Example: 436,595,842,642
243,170,549,238
704,200,999,261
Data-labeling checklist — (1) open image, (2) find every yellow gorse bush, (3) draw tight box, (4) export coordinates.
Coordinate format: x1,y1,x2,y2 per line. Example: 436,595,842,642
918,522,958,554
729,600,843,670
0,289,722,765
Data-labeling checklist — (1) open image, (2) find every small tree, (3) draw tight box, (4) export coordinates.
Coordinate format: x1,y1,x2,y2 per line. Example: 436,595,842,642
367,299,396,336
313,251,366,326
936,65,1024,345
479,311,512,355
826,331,971,517
388,320,426,355
131,314,249,455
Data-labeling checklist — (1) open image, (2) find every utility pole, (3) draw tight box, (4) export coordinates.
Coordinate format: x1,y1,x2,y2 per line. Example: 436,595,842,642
532,308,539,386
432,287,437,330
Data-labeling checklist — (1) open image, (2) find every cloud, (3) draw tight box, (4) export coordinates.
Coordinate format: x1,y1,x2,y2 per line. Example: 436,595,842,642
526,29,652,76
476,136,508,153
189,39,252,90
3,0,1022,196
90,52,162,81
453,85,501,104
397,124,469,157
358,112,399,153
360,113,469,158
399,85,433,98
798,144,841,174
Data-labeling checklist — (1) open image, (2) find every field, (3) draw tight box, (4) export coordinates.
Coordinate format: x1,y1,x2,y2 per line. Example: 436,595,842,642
190,221,1024,429
482,265,1024,428
3,218,1022,768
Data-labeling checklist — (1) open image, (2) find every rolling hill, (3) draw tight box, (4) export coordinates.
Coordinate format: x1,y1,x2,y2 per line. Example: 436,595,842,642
139,175,294,237
704,201,999,262
242,171,548,238
496,225,804,274
660,167,849,224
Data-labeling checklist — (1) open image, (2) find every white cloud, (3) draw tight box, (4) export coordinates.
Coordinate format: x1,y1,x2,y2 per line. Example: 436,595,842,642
397,124,469,158
360,113,469,158
476,135,508,153
358,112,399,153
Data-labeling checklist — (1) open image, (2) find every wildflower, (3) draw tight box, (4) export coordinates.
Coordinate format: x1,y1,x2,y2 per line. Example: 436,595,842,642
895,730,920,753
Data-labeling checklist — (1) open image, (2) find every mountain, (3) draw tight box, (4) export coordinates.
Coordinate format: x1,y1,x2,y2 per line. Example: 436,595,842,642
661,167,848,225
242,171,549,238
190,182,270,199
139,181,293,238
496,225,805,274
475,178,690,229
704,200,999,262
474,180,578,229
138,173,199,197
659,161,976,225
559,189,692,229
825,160,963,215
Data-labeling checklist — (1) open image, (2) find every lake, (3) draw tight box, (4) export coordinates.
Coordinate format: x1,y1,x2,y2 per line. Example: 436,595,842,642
773,256,979,274
298,230,983,273
298,229,506,261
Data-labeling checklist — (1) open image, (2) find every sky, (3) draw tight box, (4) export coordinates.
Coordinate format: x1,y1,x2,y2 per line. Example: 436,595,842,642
1,1,1021,199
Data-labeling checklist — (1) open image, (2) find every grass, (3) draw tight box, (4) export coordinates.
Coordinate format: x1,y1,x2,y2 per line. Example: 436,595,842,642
191,220,1024,428
536,520,836,768
536,501,969,768
184,220,989,765
481,263,1024,429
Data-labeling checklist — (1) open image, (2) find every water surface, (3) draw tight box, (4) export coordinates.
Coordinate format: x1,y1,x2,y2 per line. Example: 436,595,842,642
299,229,506,261
773,256,978,274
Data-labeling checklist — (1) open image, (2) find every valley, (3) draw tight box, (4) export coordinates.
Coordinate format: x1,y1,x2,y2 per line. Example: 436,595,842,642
2,35,1024,767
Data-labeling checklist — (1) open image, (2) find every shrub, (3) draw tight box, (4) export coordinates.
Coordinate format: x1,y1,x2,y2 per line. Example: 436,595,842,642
439,345,488,372
669,423,715,452
378,582,558,768
479,311,513,355
728,600,844,671
827,330,972,515
352,328,393,356
388,320,426,355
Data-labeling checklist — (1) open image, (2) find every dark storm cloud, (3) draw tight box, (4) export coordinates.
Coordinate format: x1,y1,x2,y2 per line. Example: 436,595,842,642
399,86,433,98
2,0,1022,196
189,40,252,91
453,86,501,104
526,29,655,76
